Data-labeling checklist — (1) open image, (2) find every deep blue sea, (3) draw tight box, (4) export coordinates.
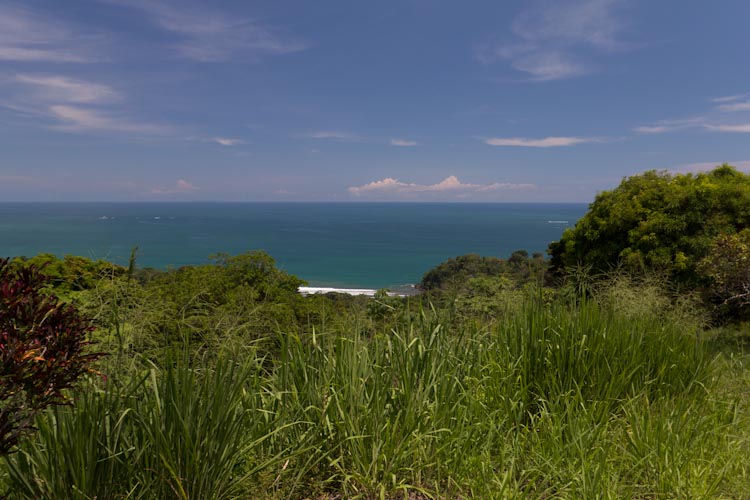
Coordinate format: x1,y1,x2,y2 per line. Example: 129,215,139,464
0,203,587,289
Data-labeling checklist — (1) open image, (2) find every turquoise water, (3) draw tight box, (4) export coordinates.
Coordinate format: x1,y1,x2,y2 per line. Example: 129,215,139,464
0,203,586,288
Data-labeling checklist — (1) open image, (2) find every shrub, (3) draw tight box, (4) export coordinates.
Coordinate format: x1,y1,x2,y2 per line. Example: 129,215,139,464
0,258,101,455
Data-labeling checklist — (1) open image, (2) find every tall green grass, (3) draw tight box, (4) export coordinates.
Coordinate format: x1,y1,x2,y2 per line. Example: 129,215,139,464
3,356,287,500
3,296,746,499
263,298,716,497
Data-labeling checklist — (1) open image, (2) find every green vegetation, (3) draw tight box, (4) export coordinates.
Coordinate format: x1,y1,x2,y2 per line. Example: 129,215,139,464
1,250,749,499
699,228,750,320
419,250,547,292
0,258,102,456
9,253,126,293
549,164,750,287
3,165,750,498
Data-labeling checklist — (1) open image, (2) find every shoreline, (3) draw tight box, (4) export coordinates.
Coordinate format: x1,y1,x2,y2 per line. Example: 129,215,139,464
298,285,420,297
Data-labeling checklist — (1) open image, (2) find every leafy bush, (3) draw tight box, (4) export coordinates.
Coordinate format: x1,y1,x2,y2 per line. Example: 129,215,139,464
549,164,750,284
0,258,101,455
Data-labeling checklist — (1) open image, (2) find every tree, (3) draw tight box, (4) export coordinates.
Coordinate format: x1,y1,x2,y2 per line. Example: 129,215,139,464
0,259,101,455
420,251,548,292
549,164,750,285
698,229,750,317
419,254,504,291
11,253,126,293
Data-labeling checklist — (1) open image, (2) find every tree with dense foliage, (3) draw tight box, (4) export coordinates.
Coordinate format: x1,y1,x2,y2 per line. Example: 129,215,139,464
11,254,125,293
0,258,101,455
698,228,750,318
82,250,319,357
549,164,750,285
420,251,547,291
420,254,504,290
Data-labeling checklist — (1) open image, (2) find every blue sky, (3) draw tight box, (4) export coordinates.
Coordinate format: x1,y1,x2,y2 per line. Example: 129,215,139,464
1,0,749,202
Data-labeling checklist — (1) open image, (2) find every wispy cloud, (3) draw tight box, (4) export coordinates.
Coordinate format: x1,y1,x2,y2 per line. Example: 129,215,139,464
13,74,120,104
1,73,171,135
632,125,670,134
711,94,746,103
634,96,750,137
298,131,361,141
211,137,244,146
48,105,169,134
632,117,704,134
150,179,198,195
485,136,600,147
477,0,632,81
704,124,750,133
716,100,750,112
0,4,104,62
107,0,308,62
509,51,587,81
390,138,419,147
348,175,534,196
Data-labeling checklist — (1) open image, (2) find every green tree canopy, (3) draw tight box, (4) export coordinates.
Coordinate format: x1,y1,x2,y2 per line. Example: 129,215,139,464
698,228,750,319
419,251,547,291
549,164,750,284
11,254,125,293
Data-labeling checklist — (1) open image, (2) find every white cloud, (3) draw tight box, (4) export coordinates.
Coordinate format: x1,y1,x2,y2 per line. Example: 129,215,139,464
0,4,104,62
509,51,588,81
390,138,419,147
711,94,746,103
1,74,170,136
511,0,627,50
176,179,196,191
477,0,631,81
632,116,704,134
211,137,243,146
49,105,112,129
14,74,119,104
717,100,750,112
151,179,198,194
107,0,308,62
704,124,750,133
485,136,597,147
299,131,360,141
48,104,169,134
633,125,669,134
348,175,534,196
349,177,405,194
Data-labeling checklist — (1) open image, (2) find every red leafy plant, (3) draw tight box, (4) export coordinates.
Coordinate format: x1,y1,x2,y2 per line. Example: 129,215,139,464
0,258,102,455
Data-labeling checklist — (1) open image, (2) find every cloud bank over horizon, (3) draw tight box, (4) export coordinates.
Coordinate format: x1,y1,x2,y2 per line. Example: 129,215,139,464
348,175,535,200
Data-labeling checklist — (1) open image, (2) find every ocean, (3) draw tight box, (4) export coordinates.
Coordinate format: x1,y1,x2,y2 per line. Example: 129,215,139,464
0,202,587,290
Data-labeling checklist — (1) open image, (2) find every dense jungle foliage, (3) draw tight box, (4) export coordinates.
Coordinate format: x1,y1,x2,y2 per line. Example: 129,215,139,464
549,164,750,285
2,165,750,499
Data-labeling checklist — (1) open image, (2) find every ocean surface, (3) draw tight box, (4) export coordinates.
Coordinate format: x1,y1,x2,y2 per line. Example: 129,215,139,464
0,203,587,289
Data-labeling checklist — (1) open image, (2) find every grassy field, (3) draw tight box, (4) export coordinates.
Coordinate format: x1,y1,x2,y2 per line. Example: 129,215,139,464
3,284,750,499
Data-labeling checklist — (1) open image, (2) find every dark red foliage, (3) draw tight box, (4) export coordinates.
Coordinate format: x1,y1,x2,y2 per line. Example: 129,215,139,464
0,258,102,455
